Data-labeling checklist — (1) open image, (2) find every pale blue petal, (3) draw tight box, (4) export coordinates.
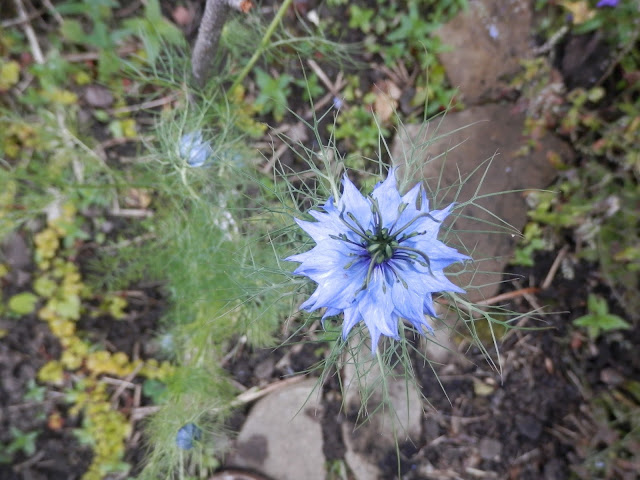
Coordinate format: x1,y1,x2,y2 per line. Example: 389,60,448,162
338,174,373,229
390,279,426,326
371,169,403,229
357,269,399,340
423,295,437,318
403,238,470,271
341,306,361,340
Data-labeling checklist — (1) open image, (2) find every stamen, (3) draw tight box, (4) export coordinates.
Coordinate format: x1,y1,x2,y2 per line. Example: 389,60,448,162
395,246,434,275
368,196,383,231
388,202,408,233
346,212,371,236
390,212,441,240
416,187,425,210
386,263,409,289
337,213,369,242
358,256,378,292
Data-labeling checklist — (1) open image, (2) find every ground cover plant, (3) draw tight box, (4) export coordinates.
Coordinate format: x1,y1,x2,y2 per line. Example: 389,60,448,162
1,0,639,479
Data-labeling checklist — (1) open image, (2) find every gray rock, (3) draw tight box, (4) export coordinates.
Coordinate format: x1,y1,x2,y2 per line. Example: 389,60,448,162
2,232,30,269
227,378,325,480
436,0,533,104
341,345,424,480
478,437,503,460
84,85,114,108
391,104,571,302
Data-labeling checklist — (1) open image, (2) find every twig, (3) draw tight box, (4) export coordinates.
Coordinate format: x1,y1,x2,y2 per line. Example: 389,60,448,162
0,8,43,28
13,0,44,64
231,375,306,406
306,59,337,93
465,467,498,479
129,375,307,422
108,93,179,115
110,363,144,405
475,287,540,306
101,233,156,251
63,45,138,62
541,245,569,290
532,25,569,56
109,198,154,218
99,135,152,150
131,405,161,421
41,0,63,24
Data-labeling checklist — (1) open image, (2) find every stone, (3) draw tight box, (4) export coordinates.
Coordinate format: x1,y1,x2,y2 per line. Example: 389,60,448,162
435,0,532,104
227,378,325,480
341,344,424,480
391,104,572,303
478,437,502,460
84,85,114,108
2,232,30,269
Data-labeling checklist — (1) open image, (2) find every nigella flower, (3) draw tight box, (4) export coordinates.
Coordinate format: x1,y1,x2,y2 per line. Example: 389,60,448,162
176,423,202,450
596,0,618,7
179,131,212,167
287,168,470,353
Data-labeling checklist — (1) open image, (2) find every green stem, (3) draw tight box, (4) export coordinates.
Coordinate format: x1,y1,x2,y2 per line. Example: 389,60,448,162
231,0,295,90
179,449,184,480
180,167,202,203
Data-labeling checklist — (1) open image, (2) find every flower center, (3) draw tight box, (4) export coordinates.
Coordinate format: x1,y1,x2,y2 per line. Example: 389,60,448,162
365,227,398,264
332,196,442,292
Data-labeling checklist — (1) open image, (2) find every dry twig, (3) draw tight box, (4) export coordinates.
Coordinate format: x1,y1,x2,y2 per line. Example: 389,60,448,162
13,0,44,64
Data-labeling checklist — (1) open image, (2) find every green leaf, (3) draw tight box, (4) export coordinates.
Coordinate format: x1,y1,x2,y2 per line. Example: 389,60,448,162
254,68,292,122
60,19,86,44
8,292,38,315
7,428,38,456
595,314,631,332
34,276,57,298
587,294,607,316
142,379,167,404
574,295,630,339
144,0,162,22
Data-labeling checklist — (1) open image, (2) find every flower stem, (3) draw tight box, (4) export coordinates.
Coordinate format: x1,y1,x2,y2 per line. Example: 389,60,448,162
231,0,295,90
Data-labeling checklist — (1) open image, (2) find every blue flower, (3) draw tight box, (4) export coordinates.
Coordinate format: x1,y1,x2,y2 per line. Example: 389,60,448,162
176,423,202,450
287,168,470,353
596,0,618,6
179,131,212,167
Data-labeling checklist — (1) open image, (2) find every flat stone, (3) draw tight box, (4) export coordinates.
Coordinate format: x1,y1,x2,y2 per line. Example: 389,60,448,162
391,104,572,303
341,345,424,480
436,0,532,104
227,378,325,480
